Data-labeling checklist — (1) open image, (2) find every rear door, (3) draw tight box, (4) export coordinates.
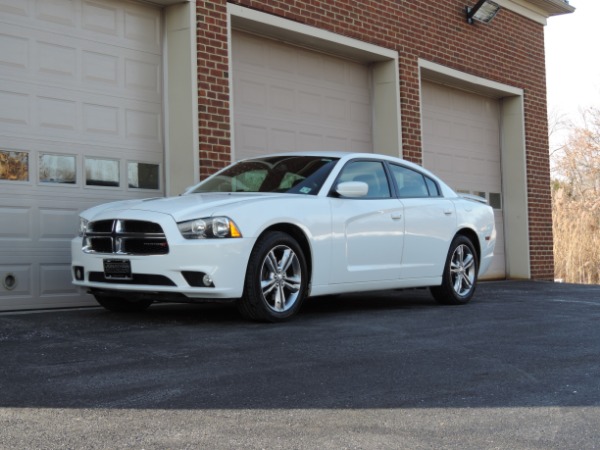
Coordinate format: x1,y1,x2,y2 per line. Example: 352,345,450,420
388,163,456,279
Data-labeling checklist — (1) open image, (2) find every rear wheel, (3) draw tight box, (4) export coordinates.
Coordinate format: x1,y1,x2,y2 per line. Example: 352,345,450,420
94,294,153,312
431,235,478,305
238,231,308,322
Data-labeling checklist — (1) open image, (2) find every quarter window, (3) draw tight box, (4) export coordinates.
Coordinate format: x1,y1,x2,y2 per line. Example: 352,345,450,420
425,176,441,197
389,164,429,198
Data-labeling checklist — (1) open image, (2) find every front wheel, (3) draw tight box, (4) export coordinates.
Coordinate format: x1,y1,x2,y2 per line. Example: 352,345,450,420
238,231,308,322
431,235,478,305
94,294,153,312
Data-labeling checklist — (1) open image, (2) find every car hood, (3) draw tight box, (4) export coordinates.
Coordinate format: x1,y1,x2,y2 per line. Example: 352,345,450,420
82,192,284,222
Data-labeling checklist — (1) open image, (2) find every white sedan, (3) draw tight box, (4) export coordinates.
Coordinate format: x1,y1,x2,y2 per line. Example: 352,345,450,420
72,152,496,321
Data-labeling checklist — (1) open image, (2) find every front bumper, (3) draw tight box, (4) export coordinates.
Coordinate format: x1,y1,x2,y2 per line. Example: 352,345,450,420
71,212,256,300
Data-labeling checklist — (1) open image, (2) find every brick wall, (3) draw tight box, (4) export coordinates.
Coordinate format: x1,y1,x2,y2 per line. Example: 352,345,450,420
196,0,554,280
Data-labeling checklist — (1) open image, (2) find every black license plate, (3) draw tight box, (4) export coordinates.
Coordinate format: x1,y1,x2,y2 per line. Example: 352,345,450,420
103,259,132,280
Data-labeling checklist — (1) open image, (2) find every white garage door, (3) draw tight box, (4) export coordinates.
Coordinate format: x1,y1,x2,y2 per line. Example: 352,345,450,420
0,0,164,310
421,81,505,279
232,30,373,160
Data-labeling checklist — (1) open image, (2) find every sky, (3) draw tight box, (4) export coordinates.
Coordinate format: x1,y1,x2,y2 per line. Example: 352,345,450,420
545,1,600,141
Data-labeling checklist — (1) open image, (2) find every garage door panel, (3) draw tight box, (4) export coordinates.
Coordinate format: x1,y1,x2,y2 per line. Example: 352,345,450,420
36,0,77,27
38,41,77,80
124,7,160,46
298,132,324,151
125,108,161,142
1,80,162,152
271,44,298,73
0,206,31,240
83,103,119,136
350,138,372,153
233,30,372,159
82,50,119,86
39,97,78,132
324,96,346,121
0,32,29,70
1,11,162,101
0,0,28,16
0,0,164,309
124,55,161,95
321,57,345,83
38,207,80,241
298,90,322,116
0,264,32,298
236,123,268,156
40,263,79,297
351,100,371,125
0,89,29,128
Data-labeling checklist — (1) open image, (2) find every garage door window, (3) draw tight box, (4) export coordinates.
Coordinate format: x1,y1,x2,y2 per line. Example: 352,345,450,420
128,162,160,190
39,154,76,184
489,192,502,210
0,150,28,182
85,158,119,187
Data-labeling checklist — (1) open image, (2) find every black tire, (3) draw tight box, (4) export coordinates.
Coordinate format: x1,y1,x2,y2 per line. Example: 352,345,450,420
238,231,308,322
431,235,478,305
94,294,152,312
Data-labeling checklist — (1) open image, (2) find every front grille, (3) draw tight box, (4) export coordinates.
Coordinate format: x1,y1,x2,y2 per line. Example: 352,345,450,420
83,219,169,255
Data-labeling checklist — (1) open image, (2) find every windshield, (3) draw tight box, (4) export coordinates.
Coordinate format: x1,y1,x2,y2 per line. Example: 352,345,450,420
190,156,339,195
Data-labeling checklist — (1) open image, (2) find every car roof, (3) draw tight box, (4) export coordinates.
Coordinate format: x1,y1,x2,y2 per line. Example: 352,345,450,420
239,151,436,177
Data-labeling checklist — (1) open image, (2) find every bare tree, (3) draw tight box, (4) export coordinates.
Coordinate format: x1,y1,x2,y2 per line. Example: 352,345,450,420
552,107,600,284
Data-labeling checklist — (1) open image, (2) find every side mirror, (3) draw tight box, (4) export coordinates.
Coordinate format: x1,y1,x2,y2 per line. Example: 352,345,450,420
335,181,369,198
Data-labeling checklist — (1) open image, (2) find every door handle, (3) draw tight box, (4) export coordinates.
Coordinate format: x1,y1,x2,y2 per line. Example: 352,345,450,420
391,212,402,220
444,209,453,215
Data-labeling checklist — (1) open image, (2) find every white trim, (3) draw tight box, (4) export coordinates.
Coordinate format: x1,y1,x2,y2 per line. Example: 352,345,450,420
419,60,523,98
138,0,191,6
227,4,397,62
227,11,236,162
496,0,547,25
491,0,574,26
163,1,199,195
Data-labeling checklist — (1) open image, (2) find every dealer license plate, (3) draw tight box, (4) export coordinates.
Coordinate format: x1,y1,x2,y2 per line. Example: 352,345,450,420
103,259,132,280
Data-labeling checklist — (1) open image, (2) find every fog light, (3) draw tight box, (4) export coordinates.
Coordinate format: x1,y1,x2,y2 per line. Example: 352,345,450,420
182,271,214,288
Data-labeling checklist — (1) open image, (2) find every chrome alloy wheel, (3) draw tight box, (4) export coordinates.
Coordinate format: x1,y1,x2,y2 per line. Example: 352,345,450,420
260,244,302,312
450,243,476,297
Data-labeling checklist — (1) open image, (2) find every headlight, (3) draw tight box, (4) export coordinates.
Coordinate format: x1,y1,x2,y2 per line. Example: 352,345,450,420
177,216,242,239
79,218,89,237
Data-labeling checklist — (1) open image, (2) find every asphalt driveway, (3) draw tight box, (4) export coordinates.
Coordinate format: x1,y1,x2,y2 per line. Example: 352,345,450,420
1,281,600,449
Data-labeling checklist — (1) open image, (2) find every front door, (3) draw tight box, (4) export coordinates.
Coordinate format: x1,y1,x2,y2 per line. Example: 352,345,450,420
329,160,404,283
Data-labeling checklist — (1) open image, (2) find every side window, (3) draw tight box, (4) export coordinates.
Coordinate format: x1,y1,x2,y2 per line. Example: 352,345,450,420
337,160,391,198
389,164,429,198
